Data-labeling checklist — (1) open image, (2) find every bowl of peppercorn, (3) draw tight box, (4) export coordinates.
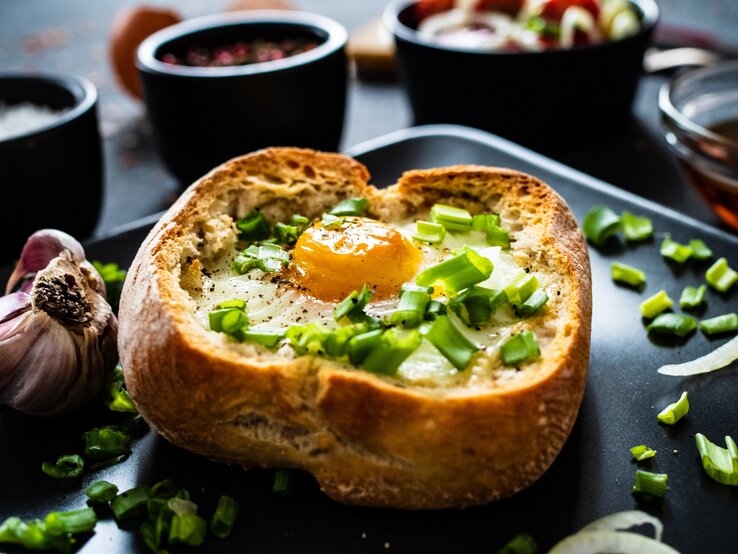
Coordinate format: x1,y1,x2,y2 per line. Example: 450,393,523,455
137,10,348,185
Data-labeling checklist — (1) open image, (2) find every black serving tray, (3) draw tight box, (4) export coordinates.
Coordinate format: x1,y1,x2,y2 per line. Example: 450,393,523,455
2,125,737,553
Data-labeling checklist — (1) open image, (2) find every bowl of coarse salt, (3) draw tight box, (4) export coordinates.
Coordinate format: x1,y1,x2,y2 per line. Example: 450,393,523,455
0,73,103,264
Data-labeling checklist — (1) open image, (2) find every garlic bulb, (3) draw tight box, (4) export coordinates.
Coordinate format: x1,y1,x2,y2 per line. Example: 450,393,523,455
0,230,118,417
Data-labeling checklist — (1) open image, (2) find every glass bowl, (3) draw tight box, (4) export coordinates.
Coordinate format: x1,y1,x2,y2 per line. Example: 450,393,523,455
659,62,738,231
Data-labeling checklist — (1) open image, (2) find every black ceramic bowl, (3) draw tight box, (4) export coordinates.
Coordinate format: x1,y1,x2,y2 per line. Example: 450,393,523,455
385,0,658,149
0,73,102,264
137,10,348,186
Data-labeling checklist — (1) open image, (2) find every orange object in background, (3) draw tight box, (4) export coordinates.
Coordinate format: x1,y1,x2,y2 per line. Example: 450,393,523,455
109,6,182,100
226,0,294,10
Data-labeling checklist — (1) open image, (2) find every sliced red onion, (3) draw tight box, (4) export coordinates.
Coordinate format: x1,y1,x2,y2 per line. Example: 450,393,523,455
657,336,738,376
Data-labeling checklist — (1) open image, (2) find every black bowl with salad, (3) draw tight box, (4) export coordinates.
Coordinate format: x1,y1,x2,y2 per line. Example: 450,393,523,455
384,0,658,148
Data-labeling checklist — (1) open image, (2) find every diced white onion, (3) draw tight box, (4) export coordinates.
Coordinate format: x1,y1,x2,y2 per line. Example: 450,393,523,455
579,510,663,542
657,335,738,376
549,531,681,554
560,6,600,48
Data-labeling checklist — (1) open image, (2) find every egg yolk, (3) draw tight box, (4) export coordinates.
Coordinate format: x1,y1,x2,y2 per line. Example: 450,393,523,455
289,217,422,302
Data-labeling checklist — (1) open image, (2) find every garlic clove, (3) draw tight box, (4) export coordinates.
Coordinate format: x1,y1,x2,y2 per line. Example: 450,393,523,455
0,291,31,326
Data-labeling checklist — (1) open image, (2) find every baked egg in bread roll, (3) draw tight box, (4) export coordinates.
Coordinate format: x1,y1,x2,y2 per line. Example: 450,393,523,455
118,147,592,509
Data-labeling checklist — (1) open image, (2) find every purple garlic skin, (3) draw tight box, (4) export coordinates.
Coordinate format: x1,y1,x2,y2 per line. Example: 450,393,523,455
0,230,118,417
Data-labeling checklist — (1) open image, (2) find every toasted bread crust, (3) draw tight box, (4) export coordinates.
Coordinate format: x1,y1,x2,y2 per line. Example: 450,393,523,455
119,147,591,509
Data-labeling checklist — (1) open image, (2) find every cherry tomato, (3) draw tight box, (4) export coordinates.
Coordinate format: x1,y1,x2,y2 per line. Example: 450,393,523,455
474,0,522,16
414,0,455,22
540,0,599,21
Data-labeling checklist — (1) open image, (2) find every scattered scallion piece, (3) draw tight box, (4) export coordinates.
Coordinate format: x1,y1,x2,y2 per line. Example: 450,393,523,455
105,365,137,414
348,329,385,366
688,239,713,260
274,222,299,245
500,331,540,366
706,257,738,293
272,469,295,496
334,285,373,322
425,299,447,320
112,486,151,522
611,262,646,287
647,313,697,337
620,211,653,241
321,213,342,229
168,499,206,547
86,481,119,503
92,261,127,312
421,315,479,370
679,285,706,309
656,391,689,425
236,209,270,241
290,214,310,233
329,197,368,217
83,426,132,460
504,273,538,306
630,445,657,461
471,213,500,230
496,532,539,554
640,290,673,319
321,324,367,358
362,328,421,375
695,433,738,486
41,454,84,479
209,300,249,339
232,243,290,274
632,469,668,498
412,220,446,244
390,284,432,328
449,286,507,327
0,516,75,552
430,203,473,232
416,250,493,294
210,496,239,539
515,290,549,317
582,205,620,246
44,508,97,536
699,313,738,336
660,237,692,263
240,329,283,348
472,214,509,247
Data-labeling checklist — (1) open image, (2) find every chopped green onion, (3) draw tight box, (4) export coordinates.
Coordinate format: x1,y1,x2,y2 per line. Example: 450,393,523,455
501,331,541,366
83,426,132,460
285,324,329,356
425,299,447,320
611,262,646,287
140,521,164,554
450,286,507,327
688,239,713,260
422,315,479,370
656,391,689,424
236,209,270,240
321,213,342,229
640,290,673,319
209,302,249,338
232,243,290,274
473,214,509,247
150,479,179,499
0,517,76,552
105,365,137,414
322,324,367,358
472,213,500,230
45,508,97,536
695,433,738,486
504,273,538,306
647,313,697,337
416,250,493,294
497,533,539,554
700,313,738,336
632,469,668,498
112,486,151,522
390,284,432,328
330,197,368,216
582,205,620,246
85,481,119,503
348,329,384,366
240,329,283,348
290,214,310,233
334,285,373,322
706,257,738,292
274,222,299,244
92,261,127,312
412,220,446,244
169,512,207,546
272,469,295,496
41,454,84,479
620,211,653,241
679,285,706,309
525,15,559,37
660,237,692,263
362,328,421,375
515,290,549,318
630,445,657,461
210,495,239,539
430,203,473,232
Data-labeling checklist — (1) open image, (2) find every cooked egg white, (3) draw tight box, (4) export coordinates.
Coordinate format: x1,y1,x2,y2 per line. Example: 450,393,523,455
189,217,543,387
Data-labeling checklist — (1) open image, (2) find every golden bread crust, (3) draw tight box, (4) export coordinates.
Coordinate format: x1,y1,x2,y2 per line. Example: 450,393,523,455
118,147,592,509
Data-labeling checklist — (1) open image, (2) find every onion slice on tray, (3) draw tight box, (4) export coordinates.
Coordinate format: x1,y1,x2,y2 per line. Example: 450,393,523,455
578,509,663,541
549,530,680,554
657,335,738,376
